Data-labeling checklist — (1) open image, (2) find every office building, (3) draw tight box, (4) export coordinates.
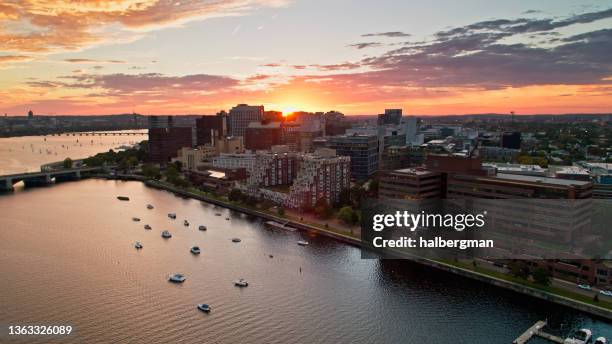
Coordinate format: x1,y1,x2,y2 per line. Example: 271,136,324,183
328,134,379,180
379,168,442,200
228,104,264,137
148,116,195,163
244,121,283,151
378,109,402,125
501,131,521,149
196,112,226,146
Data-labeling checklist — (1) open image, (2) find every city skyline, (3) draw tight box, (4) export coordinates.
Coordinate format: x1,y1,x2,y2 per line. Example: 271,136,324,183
0,0,611,116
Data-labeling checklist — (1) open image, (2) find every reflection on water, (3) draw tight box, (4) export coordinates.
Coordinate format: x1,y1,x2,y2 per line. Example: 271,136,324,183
0,131,148,175
0,179,610,344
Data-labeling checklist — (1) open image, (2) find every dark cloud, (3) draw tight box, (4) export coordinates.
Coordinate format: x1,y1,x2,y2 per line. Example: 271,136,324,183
64,58,126,64
348,42,383,49
346,8,612,90
46,73,239,95
362,31,411,38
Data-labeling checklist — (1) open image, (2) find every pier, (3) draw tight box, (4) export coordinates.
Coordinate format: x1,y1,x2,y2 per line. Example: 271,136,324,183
513,320,565,344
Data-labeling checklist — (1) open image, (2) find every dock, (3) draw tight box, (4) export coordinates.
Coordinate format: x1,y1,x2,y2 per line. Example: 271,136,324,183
264,221,296,232
513,320,565,344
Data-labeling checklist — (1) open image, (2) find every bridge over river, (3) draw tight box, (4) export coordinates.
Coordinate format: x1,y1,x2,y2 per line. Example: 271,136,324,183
0,166,103,191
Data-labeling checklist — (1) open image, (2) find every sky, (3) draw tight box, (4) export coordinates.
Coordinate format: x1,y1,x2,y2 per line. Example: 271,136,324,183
0,0,611,116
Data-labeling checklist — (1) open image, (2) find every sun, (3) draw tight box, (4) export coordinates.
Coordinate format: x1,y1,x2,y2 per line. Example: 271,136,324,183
281,106,296,116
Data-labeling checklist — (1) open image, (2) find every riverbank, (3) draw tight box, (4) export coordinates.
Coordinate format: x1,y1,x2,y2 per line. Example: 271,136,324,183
101,174,611,320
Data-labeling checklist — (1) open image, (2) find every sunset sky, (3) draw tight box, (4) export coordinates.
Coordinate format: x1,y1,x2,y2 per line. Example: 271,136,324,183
0,0,611,116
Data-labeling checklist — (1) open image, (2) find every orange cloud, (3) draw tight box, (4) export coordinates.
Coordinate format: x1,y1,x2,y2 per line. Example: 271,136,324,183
0,0,288,53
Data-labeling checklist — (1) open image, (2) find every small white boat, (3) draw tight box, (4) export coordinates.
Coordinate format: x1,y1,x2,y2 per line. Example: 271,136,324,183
197,303,211,312
144,224,152,230
190,246,201,254
564,329,592,344
132,217,141,222
234,278,248,287
297,240,309,246
232,238,241,243
135,241,143,249
147,204,154,209
161,230,172,238
168,273,186,283
198,225,207,231
168,213,176,219
595,337,607,344
184,220,189,226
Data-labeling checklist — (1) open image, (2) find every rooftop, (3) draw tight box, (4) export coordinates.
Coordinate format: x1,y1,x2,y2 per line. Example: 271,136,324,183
495,173,591,187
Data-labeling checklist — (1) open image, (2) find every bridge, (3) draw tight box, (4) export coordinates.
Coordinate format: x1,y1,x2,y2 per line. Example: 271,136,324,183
0,167,103,192
47,131,146,137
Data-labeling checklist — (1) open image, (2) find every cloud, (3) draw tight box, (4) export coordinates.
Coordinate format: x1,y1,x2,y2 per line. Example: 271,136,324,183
55,73,239,94
348,8,612,90
63,58,126,64
361,31,411,38
348,42,383,49
0,0,289,53
0,54,32,63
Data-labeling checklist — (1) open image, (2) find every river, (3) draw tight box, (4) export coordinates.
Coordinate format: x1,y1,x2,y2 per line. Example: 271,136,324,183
0,131,147,175
0,135,611,343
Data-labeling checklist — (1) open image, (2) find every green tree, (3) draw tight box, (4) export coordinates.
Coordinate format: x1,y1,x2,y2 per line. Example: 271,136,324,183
314,199,333,219
508,261,530,280
532,267,552,286
338,206,356,225
63,157,73,169
277,207,285,216
164,165,179,183
229,188,243,202
141,163,160,179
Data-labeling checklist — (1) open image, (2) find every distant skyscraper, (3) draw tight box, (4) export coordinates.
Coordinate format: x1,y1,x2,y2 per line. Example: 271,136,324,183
404,116,418,145
228,104,264,137
378,109,402,125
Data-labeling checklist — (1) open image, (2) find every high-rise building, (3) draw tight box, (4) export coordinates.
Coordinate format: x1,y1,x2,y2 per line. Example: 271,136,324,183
196,112,226,146
324,110,349,136
378,109,402,125
404,116,418,145
244,121,283,151
328,134,379,180
148,116,195,163
228,104,264,137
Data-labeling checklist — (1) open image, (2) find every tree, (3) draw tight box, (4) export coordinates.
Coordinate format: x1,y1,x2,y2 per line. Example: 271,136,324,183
63,158,73,169
532,267,552,286
229,188,243,202
314,199,333,219
508,261,530,280
338,206,356,225
277,207,285,216
368,179,379,198
164,165,179,183
141,163,160,179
